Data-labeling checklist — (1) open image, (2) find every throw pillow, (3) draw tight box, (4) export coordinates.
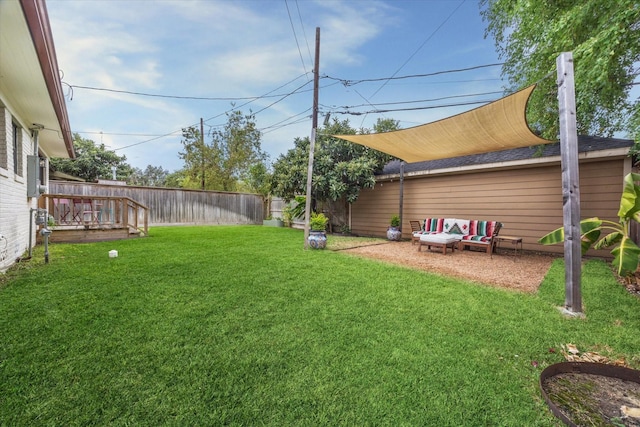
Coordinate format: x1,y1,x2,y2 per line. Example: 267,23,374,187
448,223,463,235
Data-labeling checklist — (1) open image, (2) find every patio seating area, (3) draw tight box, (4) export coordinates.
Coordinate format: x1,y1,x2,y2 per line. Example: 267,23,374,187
412,217,503,254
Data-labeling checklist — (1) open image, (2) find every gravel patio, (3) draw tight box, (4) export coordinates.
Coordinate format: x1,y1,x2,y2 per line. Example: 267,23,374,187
342,240,560,293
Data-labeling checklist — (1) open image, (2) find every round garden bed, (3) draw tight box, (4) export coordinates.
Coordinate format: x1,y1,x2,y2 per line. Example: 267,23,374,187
540,362,640,426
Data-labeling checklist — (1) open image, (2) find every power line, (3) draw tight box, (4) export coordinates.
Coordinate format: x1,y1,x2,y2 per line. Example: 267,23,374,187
261,113,311,135
260,107,311,132
83,88,505,141
203,79,313,123
73,80,343,144
284,0,309,78
114,79,315,151
324,90,506,110
333,99,497,116
113,130,183,151
254,81,312,116
369,0,466,99
324,63,504,87
66,84,264,101
76,60,507,152
65,72,311,102
79,131,169,137
381,78,504,86
295,0,314,70
65,64,502,105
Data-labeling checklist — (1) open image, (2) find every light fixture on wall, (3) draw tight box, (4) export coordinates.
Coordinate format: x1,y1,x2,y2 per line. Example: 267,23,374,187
30,123,44,136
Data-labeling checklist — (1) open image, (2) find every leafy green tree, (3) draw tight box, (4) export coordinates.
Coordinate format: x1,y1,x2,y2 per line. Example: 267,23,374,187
165,169,188,188
271,118,397,204
237,162,271,196
179,111,266,192
178,126,219,190
49,133,132,182
128,165,170,187
212,110,266,192
481,0,639,140
271,137,309,201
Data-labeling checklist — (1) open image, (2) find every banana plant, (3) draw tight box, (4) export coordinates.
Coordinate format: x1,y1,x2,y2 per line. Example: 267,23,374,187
288,195,307,220
539,173,640,277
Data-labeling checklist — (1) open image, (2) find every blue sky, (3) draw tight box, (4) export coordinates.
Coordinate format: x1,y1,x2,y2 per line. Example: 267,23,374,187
47,0,506,172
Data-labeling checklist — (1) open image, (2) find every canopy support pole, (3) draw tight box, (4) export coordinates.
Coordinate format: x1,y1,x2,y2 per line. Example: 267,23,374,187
399,161,404,232
557,51,582,314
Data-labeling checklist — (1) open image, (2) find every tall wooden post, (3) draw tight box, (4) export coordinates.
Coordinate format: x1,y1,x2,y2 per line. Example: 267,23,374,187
557,52,582,314
304,27,320,249
399,161,404,232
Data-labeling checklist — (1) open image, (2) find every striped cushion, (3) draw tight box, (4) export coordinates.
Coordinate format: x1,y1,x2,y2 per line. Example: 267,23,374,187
460,234,491,243
469,220,498,237
424,218,445,233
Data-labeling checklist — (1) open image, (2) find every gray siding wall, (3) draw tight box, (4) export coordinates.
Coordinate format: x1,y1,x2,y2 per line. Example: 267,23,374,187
48,182,264,226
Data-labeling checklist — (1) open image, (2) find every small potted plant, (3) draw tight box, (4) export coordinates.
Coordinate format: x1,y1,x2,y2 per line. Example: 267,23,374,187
308,212,328,249
263,215,284,227
387,214,402,241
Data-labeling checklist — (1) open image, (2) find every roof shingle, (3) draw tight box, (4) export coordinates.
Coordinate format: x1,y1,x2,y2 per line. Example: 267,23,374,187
380,135,633,175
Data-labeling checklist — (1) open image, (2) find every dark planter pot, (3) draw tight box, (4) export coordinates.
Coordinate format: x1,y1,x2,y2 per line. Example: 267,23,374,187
387,226,402,241
540,362,640,426
308,230,327,249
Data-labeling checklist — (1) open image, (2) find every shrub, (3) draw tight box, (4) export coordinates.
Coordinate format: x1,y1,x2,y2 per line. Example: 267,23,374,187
310,212,329,231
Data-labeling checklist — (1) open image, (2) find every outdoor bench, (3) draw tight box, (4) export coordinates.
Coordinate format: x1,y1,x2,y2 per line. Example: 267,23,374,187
413,217,503,254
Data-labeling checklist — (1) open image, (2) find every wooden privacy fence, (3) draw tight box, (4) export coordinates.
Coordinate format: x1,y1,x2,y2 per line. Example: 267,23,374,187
48,182,264,226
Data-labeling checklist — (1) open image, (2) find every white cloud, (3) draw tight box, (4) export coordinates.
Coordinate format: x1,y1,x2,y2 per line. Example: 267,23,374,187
46,0,504,171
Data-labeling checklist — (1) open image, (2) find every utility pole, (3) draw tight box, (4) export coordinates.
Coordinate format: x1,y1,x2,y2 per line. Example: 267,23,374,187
200,117,205,191
557,52,582,315
304,27,320,249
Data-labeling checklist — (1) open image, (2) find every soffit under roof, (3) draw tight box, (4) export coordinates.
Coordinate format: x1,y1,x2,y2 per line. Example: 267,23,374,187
0,0,73,159
334,85,552,163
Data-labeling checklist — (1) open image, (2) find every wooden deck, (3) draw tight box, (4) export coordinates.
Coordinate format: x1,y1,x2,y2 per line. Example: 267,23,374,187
37,194,149,244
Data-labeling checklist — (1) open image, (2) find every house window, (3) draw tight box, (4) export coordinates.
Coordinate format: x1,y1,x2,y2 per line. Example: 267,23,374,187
12,122,23,176
0,109,7,170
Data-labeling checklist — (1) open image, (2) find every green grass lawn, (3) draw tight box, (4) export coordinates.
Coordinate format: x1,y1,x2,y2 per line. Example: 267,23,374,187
1,226,639,426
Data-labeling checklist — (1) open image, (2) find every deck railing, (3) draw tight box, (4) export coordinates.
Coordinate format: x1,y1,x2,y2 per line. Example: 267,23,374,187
39,194,149,236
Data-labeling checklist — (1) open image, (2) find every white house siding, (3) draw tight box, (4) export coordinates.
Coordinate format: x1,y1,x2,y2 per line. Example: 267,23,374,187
0,106,38,271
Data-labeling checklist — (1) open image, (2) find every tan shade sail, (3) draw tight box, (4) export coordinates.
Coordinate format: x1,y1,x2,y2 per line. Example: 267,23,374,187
334,85,552,163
